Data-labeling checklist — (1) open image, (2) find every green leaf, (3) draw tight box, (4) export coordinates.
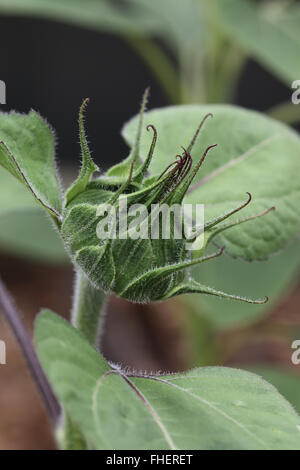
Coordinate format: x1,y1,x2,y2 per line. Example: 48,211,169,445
35,310,300,450
186,238,300,330
0,167,66,263
246,366,300,416
0,209,67,263
0,110,62,219
122,104,300,261
218,0,300,86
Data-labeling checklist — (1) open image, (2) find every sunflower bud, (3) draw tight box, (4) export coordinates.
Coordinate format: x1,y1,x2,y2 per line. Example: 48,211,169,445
62,92,272,304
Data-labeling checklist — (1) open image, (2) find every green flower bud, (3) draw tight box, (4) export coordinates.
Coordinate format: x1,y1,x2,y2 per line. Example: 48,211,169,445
62,91,272,304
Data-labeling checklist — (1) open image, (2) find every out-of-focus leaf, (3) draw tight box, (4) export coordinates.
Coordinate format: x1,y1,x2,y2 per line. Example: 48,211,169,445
186,238,300,330
35,310,300,450
0,110,62,218
127,0,203,52
0,0,162,35
0,0,202,48
0,168,66,263
246,366,300,415
218,0,300,86
123,104,300,261
0,208,67,263
183,303,217,366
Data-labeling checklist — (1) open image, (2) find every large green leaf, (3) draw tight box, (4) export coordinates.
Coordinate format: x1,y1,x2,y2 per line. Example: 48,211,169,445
218,0,300,86
123,104,300,261
0,111,62,218
35,311,300,450
0,167,66,263
186,238,300,329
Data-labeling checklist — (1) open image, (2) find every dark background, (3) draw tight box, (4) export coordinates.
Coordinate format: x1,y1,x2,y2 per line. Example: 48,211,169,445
0,15,292,170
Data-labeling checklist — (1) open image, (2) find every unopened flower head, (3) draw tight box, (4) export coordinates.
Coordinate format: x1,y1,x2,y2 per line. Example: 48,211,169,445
62,91,273,304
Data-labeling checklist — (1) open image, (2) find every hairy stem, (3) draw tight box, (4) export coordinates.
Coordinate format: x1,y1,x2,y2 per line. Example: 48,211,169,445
59,270,108,449
71,270,107,347
0,277,60,423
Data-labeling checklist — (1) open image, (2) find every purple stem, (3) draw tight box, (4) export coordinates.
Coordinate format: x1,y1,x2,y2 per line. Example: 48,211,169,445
0,276,60,423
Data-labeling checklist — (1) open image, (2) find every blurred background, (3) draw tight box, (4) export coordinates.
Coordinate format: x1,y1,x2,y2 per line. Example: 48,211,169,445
0,0,300,449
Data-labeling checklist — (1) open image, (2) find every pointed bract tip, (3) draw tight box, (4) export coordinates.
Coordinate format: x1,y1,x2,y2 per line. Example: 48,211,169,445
245,192,252,202
199,113,213,126
81,98,90,107
79,99,90,118
146,124,157,134
211,245,226,259
220,245,226,255
252,295,269,304
186,113,214,154
200,144,217,165
181,146,191,160
261,206,276,217
208,143,217,150
143,87,151,102
239,192,252,210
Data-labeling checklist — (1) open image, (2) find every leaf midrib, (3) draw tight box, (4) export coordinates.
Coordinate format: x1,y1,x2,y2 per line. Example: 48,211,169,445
91,369,177,450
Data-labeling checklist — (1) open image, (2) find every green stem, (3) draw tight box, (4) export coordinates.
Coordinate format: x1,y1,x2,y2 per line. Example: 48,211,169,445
58,270,108,450
199,0,246,104
124,34,184,104
212,42,246,103
71,270,107,346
